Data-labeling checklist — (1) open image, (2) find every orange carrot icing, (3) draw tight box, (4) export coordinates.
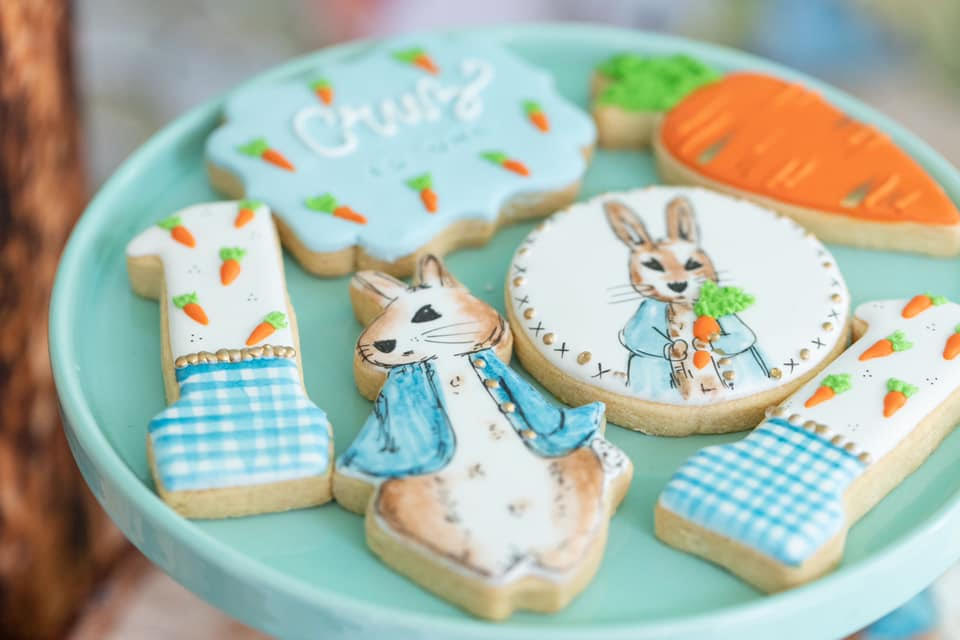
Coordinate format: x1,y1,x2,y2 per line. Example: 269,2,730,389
659,73,960,225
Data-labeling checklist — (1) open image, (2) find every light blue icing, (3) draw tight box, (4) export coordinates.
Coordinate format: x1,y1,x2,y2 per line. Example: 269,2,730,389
206,34,596,261
149,358,331,492
659,418,866,566
620,298,770,399
337,349,604,479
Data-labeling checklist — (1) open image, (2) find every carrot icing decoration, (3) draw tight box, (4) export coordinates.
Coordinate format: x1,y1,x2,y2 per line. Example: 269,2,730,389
310,78,333,105
392,47,439,75
246,311,287,346
406,173,437,213
524,100,550,132
219,247,246,286
235,199,260,228
156,215,196,248
804,373,851,408
691,281,755,369
237,138,295,171
305,193,367,225
481,151,530,177
901,293,948,318
944,325,960,360
659,73,960,225
859,330,912,361
883,378,917,418
173,292,208,325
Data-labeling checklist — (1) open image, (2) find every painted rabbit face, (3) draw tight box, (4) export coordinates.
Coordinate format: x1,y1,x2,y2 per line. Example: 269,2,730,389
605,196,717,304
351,255,508,368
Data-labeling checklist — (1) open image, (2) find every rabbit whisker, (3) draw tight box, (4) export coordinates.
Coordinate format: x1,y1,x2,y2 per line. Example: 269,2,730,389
424,338,476,345
423,321,478,336
606,283,636,290
422,331,479,338
608,297,645,304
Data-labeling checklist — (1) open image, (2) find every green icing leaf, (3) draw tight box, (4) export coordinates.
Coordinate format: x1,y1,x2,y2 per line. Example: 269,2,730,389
237,138,269,157
238,199,261,210
264,311,288,329
523,100,542,115
955,324,960,334
595,53,720,112
887,330,913,352
821,373,852,394
219,247,246,262
406,173,433,191
693,281,756,318
481,151,507,165
927,293,949,305
310,77,330,90
392,47,425,63
156,215,182,231
305,193,338,213
172,292,198,308
887,378,918,397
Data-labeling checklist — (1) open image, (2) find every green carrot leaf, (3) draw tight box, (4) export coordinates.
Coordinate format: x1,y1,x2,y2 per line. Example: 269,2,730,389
392,47,425,63
928,293,949,306
264,311,288,329
693,280,756,317
821,373,852,394
481,151,508,165
238,199,262,210
887,330,913,352
305,193,338,213
523,100,542,115
406,173,433,191
238,138,269,157
310,77,330,90
887,378,918,397
156,215,182,231
172,292,198,308
219,247,247,262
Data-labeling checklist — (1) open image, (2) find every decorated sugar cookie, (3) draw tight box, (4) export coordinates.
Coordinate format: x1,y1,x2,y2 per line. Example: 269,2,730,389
505,187,851,435
654,72,960,256
126,201,333,518
206,35,595,277
657,297,960,591
333,254,632,620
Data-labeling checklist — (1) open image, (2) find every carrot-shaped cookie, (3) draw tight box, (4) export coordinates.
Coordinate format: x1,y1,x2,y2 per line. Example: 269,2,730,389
237,137,295,171
524,100,550,132
235,200,259,228
883,378,917,417
305,193,367,225
219,247,246,286
392,46,439,74
945,326,960,360
173,292,208,325
859,330,912,361
157,215,196,248
310,78,333,105
804,373,851,408
691,281,756,369
481,151,530,177
902,293,948,318
246,311,287,346
406,173,437,213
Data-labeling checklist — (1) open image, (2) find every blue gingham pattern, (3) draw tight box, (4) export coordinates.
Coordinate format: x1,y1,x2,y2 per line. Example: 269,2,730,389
149,357,331,492
659,418,866,565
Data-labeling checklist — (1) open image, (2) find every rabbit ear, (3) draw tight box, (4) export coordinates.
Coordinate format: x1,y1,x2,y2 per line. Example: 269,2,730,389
416,254,460,288
604,200,653,248
665,196,700,244
350,270,407,324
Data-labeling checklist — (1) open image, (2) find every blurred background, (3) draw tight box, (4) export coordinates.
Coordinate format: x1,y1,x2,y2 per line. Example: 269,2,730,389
1,0,958,638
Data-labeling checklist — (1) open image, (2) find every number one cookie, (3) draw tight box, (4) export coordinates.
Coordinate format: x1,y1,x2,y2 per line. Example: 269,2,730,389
126,201,333,518
656,297,960,590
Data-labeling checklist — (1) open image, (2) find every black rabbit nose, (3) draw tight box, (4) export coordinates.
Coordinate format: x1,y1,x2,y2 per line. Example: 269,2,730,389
667,281,688,293
373,339,397,353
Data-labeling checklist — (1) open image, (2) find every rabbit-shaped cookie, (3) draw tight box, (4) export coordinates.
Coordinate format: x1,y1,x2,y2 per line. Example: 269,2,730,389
605,196,770,400
333,254,632,620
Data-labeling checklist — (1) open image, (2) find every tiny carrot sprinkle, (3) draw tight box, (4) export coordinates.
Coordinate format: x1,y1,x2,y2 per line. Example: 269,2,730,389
238,138,295,171
944,325,960,360
406,173,437,213
883,378,917,418
172,292,208,325
804,373,851,408
524,100,550,132
393,47,439,74
235,200,260,228
902,293,948,318
692,350,711,370
219,247,246,286
310,78,333,104
481,151,529,175
305,193,367,224
859,330,912,361
246,311,287,346
156,215,196,248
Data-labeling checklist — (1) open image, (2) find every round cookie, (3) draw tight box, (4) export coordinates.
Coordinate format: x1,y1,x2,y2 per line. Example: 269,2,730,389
505,186,852,435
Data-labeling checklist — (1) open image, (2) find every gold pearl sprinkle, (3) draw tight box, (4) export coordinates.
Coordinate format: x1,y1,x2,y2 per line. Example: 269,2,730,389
764,406,776,418
521,428,537,440
788,413,803,424
822,322,834,331
475,359,487,368
815,424,828,435
772,406,787,418
263,345,274,358
844,442,856,452
770,367,782,379
823,261,832,269
859,452,872,464
542,332,556,345
718,357,732,367
249,346,263,358
513,276,526,287
518,247,529,256
803,420,818,430
831,435,844,445
229,349,243,362
187,353,199,365
577,351,591,365
174,356,188,369
500,402,516,413
216,348,230,362
484,379,500,389
800,348,811,360
723,370,735,381
523,308,536,320
831,293,842,303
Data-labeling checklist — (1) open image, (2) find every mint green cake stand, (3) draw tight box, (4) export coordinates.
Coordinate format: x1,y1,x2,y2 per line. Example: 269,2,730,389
50,24,960,640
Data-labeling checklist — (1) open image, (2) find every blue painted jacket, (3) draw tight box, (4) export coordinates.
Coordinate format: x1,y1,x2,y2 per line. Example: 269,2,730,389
338,349,604,478
620,299,769,398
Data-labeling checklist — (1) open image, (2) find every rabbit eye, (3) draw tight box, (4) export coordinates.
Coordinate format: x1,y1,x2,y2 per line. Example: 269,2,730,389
412,304,442,323
641,258,665,272
684,258,703,270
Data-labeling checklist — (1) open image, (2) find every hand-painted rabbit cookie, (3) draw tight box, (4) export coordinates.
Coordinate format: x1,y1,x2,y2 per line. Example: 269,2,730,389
506,186,852,435
657,296,960,591
126,201,333,518
333,254,632,619
206,34,595,277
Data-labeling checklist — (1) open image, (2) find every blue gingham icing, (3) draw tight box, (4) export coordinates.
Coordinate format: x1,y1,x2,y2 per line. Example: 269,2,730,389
205,34,595,261
659,418,865,565
149,358,331,492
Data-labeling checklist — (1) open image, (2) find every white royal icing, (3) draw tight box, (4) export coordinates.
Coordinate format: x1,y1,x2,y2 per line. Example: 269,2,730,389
508,186,850,409
126,201,294,357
